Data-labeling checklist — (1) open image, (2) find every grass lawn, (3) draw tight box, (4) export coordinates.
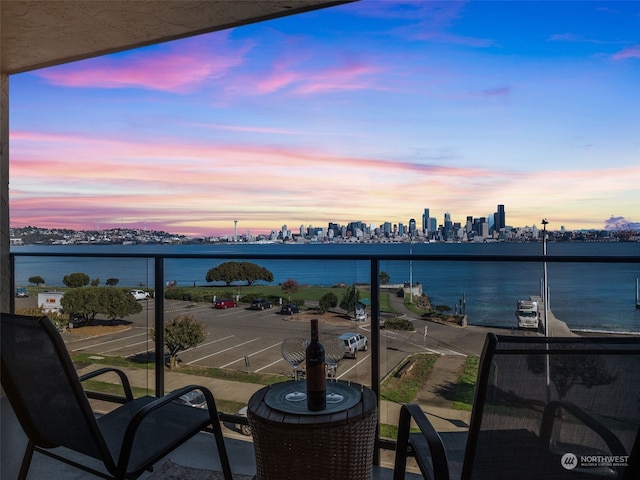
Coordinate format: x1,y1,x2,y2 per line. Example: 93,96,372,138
380,354,438,404
453,355,479,410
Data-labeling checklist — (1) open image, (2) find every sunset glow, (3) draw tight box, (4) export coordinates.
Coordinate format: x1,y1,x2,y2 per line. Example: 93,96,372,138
9,0,640,237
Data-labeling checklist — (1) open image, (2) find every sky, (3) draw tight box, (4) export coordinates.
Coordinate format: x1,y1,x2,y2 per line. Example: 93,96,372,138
9,0,640,237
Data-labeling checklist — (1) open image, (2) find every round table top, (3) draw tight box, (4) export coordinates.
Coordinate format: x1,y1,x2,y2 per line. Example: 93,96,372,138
264,380,361,415
248,380,376,426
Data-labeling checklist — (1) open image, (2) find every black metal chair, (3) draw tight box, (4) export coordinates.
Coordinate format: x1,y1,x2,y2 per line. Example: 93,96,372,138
394,333,640,480
0,313,233,480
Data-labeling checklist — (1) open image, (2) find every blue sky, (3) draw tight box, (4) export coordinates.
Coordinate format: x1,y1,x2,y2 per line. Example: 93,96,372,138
9,0,640,236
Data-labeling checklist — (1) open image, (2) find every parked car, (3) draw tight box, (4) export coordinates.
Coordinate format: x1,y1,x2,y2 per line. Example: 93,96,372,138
171,389,207,409
250,298,273,310
129,289,150,300
15,287,29,297
235,406,252,436
214,298,237,309
355,307,367,322
339,333,368,359
280,303,300,315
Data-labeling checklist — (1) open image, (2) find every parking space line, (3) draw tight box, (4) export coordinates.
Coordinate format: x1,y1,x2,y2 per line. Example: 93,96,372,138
186,337,261,365
336,354,370,379
255,357,286,372
99,339,152,354
194,335,235,348
219,342,281,368
72,331,149,352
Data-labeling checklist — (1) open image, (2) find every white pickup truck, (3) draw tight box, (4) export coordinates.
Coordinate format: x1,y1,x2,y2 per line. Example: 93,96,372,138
339,333,368,359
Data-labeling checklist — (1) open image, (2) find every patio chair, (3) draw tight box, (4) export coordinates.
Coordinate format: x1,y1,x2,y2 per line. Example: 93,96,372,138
0,313,233,480
394,333,640,480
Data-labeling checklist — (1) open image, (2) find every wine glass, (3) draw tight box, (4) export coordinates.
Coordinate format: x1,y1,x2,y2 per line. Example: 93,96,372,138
281,337,308,402
323,336,345,403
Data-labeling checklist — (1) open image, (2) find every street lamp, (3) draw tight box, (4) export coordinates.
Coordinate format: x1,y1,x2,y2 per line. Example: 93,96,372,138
409,240,413,304
541,219,551,403
541,219,549,338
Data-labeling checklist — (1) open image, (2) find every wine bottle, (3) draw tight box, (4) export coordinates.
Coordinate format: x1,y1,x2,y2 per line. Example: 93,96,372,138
306,318,326,411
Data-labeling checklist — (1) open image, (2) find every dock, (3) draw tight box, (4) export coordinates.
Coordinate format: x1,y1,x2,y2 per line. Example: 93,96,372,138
531,295,574,337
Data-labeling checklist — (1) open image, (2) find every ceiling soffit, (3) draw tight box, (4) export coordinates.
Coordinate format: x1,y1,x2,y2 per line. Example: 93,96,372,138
1,1,351,74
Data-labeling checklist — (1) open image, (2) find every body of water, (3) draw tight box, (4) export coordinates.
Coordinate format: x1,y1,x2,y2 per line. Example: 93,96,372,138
12,242,640,334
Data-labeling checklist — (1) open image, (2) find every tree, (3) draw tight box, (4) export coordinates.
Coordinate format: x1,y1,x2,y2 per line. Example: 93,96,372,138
205,261,274,286
151,315,206,369
61,287,142,324
90,278,100,287
28,275,45,286
527,354,617,400
318,292,338,314
63,272,90,288
99,288,143,322
339,285,360,318
240,262,274,286
281,278,299,295
379,271,391,284
106,278,119,286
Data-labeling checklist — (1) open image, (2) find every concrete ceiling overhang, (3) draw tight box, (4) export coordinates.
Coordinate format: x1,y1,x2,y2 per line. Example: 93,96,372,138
1,0,352,75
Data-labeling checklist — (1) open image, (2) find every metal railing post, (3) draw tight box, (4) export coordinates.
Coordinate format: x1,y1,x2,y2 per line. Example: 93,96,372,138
154,256,164,397
370,257,381,465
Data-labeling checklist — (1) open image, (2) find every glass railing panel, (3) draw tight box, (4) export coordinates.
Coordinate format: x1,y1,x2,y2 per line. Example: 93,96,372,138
376,254,640,448
13,254,156,412
10,249,640,448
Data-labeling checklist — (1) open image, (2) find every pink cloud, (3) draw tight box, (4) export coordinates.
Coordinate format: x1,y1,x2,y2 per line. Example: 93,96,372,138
612,45,640,60
247,55,384,96
10,127,505,235
35,34,252,93
548,33,608,44
11,125,639,236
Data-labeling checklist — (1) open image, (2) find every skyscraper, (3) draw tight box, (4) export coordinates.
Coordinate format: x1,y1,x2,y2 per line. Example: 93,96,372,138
422,208,430,233
408,218,417,237
494,204,506,233
443,213,454,240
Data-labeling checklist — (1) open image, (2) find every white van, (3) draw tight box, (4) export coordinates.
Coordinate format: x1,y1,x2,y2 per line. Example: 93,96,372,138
38,292,64,313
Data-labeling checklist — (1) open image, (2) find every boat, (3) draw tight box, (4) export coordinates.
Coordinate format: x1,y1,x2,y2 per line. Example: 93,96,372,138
516,299,540,329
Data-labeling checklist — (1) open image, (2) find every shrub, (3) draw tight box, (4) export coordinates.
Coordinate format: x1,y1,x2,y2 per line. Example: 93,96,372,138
318,292,338,314
384,317,415,331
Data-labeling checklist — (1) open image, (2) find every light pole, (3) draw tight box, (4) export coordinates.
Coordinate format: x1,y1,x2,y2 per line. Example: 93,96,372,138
542,218,550,402
409,240,413,304
541,219,549,338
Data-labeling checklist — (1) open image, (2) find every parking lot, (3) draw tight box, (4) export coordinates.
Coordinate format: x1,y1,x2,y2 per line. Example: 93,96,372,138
64,299,466,384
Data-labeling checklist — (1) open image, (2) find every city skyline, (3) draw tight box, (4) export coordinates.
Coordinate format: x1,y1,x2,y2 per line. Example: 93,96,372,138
9,1,640,236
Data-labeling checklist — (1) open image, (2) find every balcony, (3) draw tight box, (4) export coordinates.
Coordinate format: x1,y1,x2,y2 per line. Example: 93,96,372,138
4,247,639,478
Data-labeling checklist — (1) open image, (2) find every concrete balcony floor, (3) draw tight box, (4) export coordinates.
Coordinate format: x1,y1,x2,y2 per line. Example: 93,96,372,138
1,397,424,480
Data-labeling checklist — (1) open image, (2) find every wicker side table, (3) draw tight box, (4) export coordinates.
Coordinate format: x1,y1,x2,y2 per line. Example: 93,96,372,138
247,381,378,480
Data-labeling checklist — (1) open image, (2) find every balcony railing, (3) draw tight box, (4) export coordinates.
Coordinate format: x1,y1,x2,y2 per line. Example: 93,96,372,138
9,248,640,459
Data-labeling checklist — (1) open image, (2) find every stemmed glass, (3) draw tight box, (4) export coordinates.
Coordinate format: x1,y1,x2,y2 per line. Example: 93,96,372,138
281,337,308,402
323,336,346,403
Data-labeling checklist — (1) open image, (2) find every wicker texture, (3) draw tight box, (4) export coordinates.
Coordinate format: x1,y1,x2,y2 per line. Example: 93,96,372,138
248,383,378,480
